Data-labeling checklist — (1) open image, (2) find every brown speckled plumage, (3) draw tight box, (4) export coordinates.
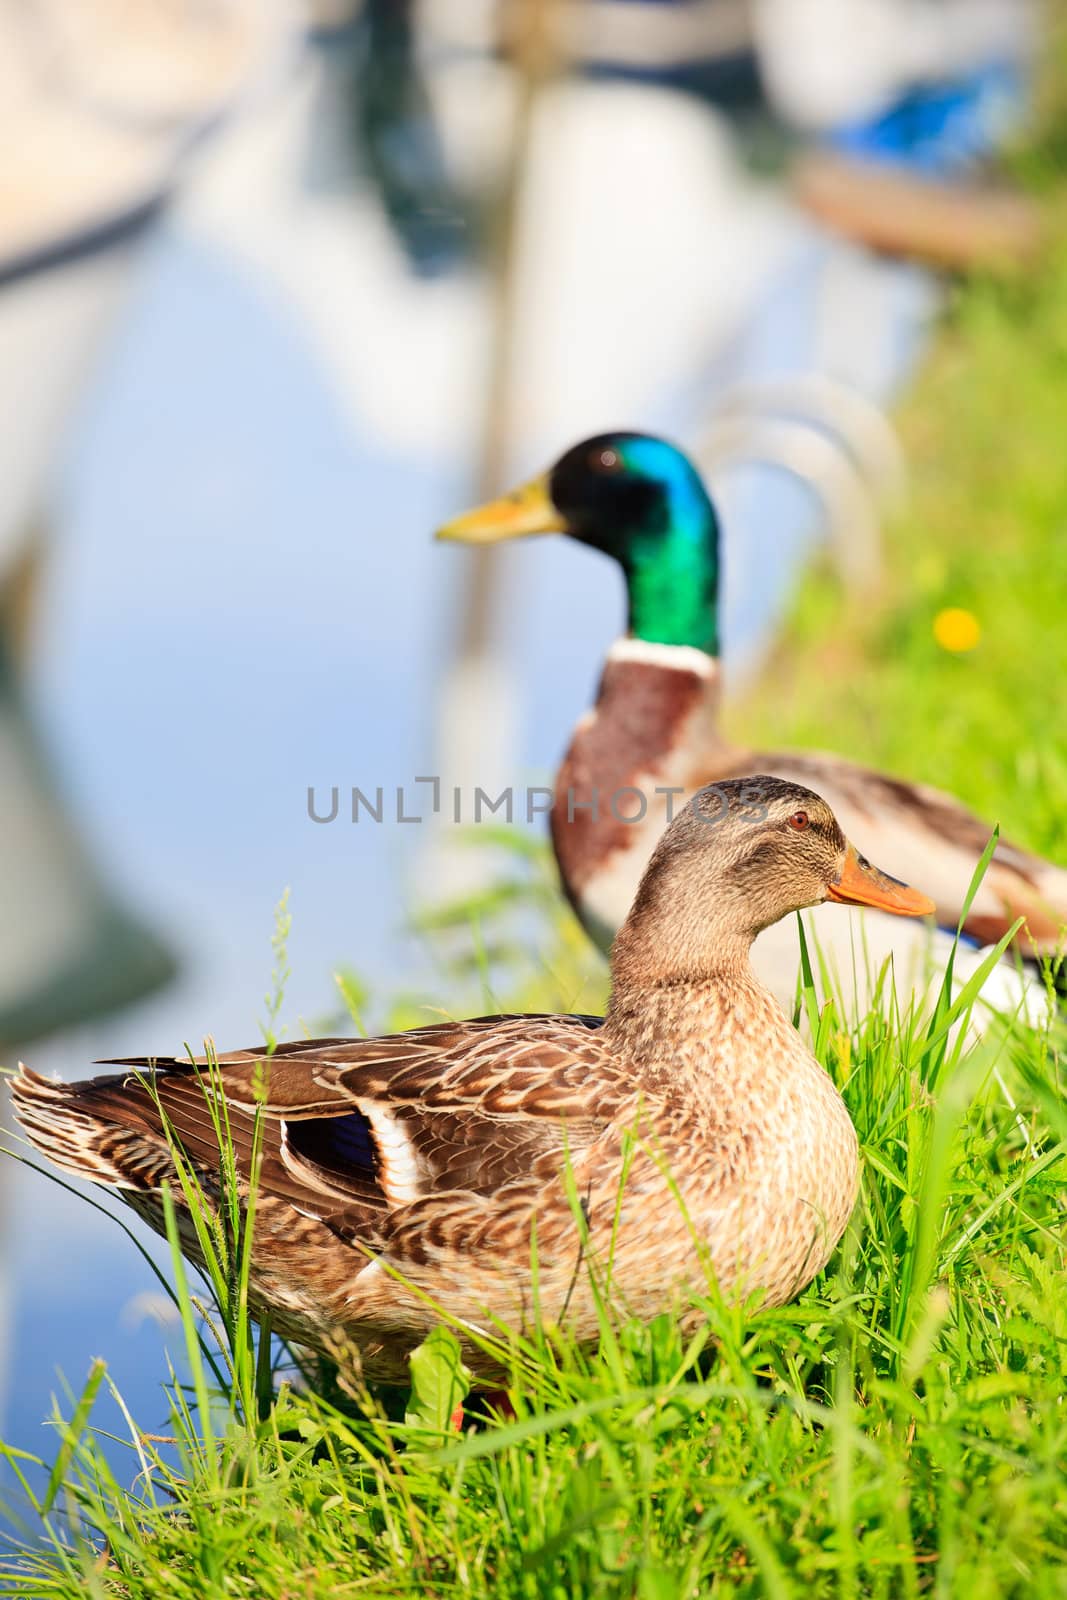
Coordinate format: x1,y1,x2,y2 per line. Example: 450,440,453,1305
13,779,919,1384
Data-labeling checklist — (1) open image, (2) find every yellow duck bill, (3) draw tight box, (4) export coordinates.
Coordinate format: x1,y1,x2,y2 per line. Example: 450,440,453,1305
435,473,565,544
828,844,936,918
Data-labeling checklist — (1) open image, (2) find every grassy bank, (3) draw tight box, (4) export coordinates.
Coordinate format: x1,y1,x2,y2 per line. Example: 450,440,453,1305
735,244,1067,862
735,30,1067,863
1,964,1065,1598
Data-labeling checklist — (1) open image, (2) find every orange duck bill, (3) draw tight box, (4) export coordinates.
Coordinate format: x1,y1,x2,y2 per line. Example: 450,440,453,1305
828,844,936,918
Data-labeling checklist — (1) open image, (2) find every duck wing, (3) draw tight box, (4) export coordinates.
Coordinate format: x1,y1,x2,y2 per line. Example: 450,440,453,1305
10,1015,621,1229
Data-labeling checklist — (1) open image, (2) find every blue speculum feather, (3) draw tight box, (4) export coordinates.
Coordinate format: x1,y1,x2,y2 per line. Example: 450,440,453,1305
324,1112,378,1169
287,1111,379,1179
613,438,721,657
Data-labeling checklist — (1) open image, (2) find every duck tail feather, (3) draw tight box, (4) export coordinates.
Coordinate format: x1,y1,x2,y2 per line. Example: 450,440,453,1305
9,1064,176,1191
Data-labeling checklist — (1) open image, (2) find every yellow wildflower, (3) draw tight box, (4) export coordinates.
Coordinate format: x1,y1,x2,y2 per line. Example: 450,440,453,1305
933,607,981,653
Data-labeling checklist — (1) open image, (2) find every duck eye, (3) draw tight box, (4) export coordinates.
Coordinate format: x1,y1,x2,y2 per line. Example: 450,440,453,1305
591,447,621,472
787,811,809,831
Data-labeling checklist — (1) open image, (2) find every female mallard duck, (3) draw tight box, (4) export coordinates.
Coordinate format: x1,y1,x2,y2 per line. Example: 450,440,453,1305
438,432,1067,1008
13,778,931,1382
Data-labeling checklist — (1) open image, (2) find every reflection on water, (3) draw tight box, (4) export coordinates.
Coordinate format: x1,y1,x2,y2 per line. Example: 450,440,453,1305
0,640,175,1050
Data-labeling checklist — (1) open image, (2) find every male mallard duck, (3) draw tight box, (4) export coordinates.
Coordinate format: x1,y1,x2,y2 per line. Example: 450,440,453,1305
438,432,1067,1006
12,778,932,1382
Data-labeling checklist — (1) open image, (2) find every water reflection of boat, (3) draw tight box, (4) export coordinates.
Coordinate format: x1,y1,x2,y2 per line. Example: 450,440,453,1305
0,0,297,1050
0,0,294,1456
0,638,178,1052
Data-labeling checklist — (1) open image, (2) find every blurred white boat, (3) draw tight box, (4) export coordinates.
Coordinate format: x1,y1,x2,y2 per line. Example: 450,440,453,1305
0,0,296,576
751,0,1033,131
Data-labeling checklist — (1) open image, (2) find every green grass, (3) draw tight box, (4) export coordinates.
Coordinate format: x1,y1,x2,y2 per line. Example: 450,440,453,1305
734,242,1067,864
5,79,1067,1600
1,940,1065,1598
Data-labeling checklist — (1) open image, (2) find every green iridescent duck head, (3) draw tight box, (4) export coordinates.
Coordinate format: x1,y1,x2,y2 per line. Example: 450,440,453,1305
436,432,721,655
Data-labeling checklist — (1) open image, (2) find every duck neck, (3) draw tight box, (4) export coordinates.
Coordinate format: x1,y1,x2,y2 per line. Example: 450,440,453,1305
607,859,763,996
604,964,786,1087
618,494,720,657
609,935,754,1003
